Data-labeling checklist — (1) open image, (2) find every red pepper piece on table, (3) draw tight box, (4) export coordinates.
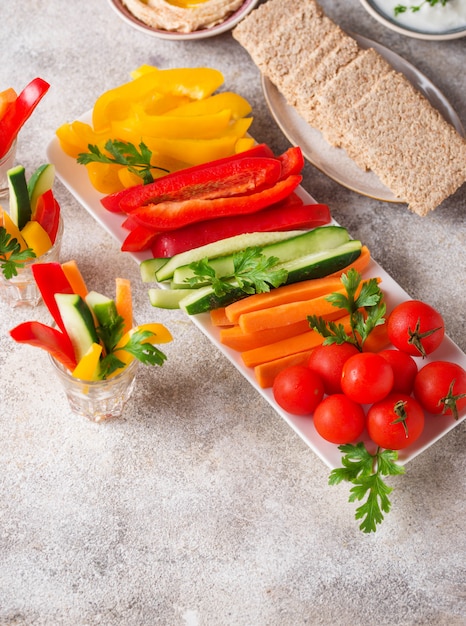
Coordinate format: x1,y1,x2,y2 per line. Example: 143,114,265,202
31,262,74,333
100,143,276,214
33,189,61,244
130,174,302,231
0,78,50,159
9,321,77,371
119,157,282,214
149,198,331,257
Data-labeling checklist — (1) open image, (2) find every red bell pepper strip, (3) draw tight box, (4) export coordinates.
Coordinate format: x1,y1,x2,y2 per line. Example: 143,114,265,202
121,224,160,252
278,146,305,179
119,157,282,214
100,143,276,213
130,174,302,231
0,78,50,159
150,199,331,257
31,262,75,333
33,189,61,244
9,321,77,371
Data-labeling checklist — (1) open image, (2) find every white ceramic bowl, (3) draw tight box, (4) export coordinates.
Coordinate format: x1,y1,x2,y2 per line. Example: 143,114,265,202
359,0,466,40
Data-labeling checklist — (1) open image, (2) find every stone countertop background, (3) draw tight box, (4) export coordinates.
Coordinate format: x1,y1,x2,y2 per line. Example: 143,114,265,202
0,1,465,624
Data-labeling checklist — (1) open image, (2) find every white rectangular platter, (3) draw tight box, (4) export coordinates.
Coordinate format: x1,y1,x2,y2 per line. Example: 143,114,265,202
46,135,466,469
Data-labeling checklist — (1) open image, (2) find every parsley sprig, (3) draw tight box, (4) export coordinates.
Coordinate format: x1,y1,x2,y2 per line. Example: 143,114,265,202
90,305,168,379
330,443,405,533
308,268,386,350
77,139,169,185
0,227,36,279
394,0,448,17
185,247,288,297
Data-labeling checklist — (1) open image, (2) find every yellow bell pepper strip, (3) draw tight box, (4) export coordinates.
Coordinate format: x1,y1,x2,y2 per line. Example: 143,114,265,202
92,67,224,131
85,162,126,195
115,108,233,140
0,207,28,250
72,342,103,380
142,135,239,166
0,78,50,159
169,91,252,119
9,321,77,371
130,174,302,231
20,220,52,257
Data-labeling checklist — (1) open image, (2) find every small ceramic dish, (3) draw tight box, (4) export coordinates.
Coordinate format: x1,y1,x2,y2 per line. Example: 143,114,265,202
107,0,260,40
359,0,466,40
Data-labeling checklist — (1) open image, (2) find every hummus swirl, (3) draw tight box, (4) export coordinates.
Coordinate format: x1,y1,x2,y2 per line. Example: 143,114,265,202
122,0,245,33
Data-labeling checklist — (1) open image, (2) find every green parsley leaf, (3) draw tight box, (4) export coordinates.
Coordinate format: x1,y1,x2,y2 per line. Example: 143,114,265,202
77,139,169,185
330,443,405,533
119,329,168,367
186,247,288,297
0,227,36,279
307,268,385,350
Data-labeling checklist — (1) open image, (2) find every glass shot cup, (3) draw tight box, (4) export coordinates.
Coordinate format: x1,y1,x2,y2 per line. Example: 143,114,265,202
0,140,17,198
0,216,64,307
49,355,139,422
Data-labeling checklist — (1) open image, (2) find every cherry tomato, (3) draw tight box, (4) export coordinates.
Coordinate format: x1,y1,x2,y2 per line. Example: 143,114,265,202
413,361,466,420
313,394,365,444
367,393,425,450
378,349,418,395
387,300,444,358
341,352,394,405
273,365,324,416
307,342,359,395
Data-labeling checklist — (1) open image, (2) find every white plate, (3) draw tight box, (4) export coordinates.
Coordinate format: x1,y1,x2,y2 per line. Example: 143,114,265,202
46,134,466,469
107,0,260,40
262,33,465,203
359,0,466,40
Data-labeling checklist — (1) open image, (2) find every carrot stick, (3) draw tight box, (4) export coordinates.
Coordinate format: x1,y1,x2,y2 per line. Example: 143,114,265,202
220,319,311,352
210,307,234,327
238,289,346,334
115,277,133,334
224,275,344,324
254,350,314,389
362,319,391,353
61,260,88,299
328,245,371,278
241,315,352,368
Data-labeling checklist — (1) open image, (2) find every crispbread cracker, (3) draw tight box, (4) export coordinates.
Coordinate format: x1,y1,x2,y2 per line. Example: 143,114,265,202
233,0,466,214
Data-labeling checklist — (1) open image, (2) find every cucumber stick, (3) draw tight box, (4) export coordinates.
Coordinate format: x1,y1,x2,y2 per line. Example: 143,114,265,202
55,293,99,362
148,288,198,309
173,240,362,315
85,291,119,327
27,163,55,215
172,225,349,287
8,165,32,230
142,230,306,284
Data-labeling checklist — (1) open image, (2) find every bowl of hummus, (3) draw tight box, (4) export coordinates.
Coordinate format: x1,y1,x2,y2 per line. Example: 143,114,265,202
108,0,261,39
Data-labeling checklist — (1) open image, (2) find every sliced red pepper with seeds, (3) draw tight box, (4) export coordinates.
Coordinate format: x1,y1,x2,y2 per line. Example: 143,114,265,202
119,156,282,214
9,321,77,370
100,143,276,213
130,174,302,231
150,197,331,257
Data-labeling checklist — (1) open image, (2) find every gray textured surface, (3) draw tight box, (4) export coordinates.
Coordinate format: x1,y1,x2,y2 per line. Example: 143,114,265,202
0,1,465,625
